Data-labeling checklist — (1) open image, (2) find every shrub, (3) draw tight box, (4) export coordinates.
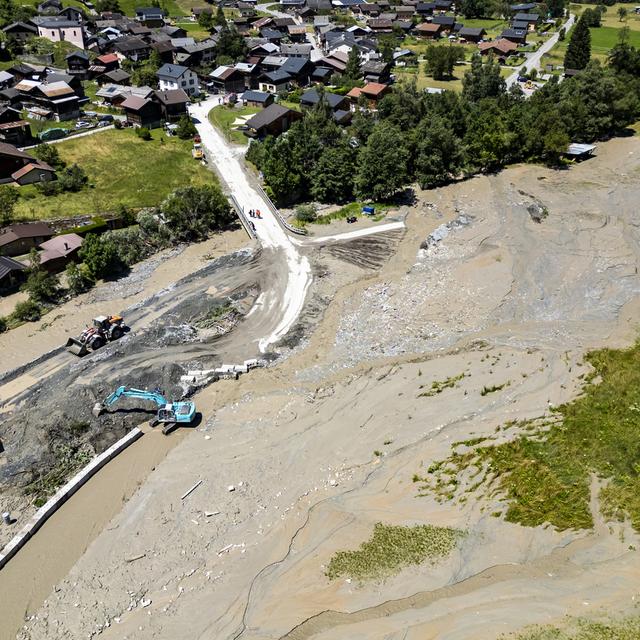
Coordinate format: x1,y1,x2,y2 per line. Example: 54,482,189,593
175,115,197,139
57,164,88,192
295,203,317,223
12,299,42,323
135,127,152,141
114,119,123,129
65,262,94,296
35,180,61,196
0,316,7,333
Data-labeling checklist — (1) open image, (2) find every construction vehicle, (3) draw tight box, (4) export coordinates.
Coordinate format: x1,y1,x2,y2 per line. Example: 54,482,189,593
92,386,197,434
192,142,203,159
66,315,127,356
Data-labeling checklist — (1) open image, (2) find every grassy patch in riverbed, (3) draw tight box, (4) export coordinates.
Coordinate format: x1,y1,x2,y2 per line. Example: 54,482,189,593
505,615,640,639
326,522,465,581
417,342,640,532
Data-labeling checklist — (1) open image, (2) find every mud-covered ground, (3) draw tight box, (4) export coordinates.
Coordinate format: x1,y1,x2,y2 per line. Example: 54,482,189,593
3,137,640,640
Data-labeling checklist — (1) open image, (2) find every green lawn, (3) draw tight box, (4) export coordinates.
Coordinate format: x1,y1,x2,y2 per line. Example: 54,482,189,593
395,64,510,93
117,0,188,17
571,2,640,30
14,129,212,220
173,21,211,38
208,105,258,145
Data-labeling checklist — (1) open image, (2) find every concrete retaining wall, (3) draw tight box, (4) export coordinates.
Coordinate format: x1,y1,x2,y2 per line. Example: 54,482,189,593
0,428,143,571
230,194,257,239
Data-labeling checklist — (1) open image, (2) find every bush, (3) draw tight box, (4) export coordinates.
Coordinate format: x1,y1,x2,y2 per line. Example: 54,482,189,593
65,262,94,296
23,249,60,304
12,299,42,323
32,143,66,170
35,180,61,196
79,233,124,279
114,119,123,129
57,164,88,192
295,203,318,223
175,115,197,140
0,316,7,333
135,127,152,141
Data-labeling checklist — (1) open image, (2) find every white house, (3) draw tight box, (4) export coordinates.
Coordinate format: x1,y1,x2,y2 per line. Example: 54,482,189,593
36,18,85,49
156,63,199,97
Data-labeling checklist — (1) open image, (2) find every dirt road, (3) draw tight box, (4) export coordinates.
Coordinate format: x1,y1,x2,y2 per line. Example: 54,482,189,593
8,138,640,640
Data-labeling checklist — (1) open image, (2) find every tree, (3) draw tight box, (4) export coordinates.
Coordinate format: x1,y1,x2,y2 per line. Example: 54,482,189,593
0,185,19,226
32,143,65,170
57,164,88,192
563,17,591,70
294,204,317,223
95,0,121,12
23,248,60,304
216,25,247,62
131,64,158,88
175,115,197,139
618,6,627,21
608,30,640,76
310,141,357,203
425,45,465,80
414,118,464,189
459,0,491,18
355,122,409,201
580,7,601,27
65,262,94,296
160,185,234,241
547,0,565,18
343,46,361,82
79,233,122,279
214,4,227,27
198,9,213,29
462,53,506,101
12,299,42,322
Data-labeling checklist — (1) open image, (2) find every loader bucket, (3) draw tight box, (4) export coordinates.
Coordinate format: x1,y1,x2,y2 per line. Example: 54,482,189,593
66,337,89,357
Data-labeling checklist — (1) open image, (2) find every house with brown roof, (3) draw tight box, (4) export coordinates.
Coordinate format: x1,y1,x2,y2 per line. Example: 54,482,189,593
0,222,54,257
244,103,302,138
478,38,518,59
346,82,390,109
121,95,162,128
0,142,56,187
38,233,83,272
154,88,189,121
209,65,246,94
0,106,33,147
15,79,80,121
415,22,443,38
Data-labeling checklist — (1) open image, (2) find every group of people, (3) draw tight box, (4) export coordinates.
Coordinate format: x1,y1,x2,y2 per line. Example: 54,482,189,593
248,209,262,219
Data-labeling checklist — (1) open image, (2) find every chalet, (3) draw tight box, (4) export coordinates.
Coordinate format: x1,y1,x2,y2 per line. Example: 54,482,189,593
58,6,86,22
274,16,295,28
238,2,257,16
500,27,527,44
259,69,291,93
135,6,165,27
260,27,285,43
393,19,414,33
177,39,217,66
319,52,348,73
368,18,393,33
281,43,313,58
112,36,151,62
307,0,332,10
361,60,390,83
311,66,333,83
11,161,56,185
191,6,212,18
300,87,349,112
121,95,162,128
458,26,486,42
432,15,456,31
1,21,38,41
38,233,83,272
346,81,389,109
15,80,80,121
65,50,90,79
37,18,85,48
513,12,539,28
415,22,442,37
241,90,274,107
99,68,131,85
250,42,280,58
0,255,26,291
434,0,452,8
0,71,14,90
280,57,313,85
299,6,315,20
95,52,120,71
157,63,200,96
360,3,381,15
154,89,189,121
252,16,273,30
209,66,246,94
287,24,308,41
0,107,33,147
395,5,416,17
95,83,153,105
478,38,518,59
416,2,436,15
0,221,54,257
244,104,302,138
160,24,187,38
511,20,530,30
510,2,536,10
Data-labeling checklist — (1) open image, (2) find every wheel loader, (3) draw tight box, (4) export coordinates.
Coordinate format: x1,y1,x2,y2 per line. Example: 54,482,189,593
66,315,127,356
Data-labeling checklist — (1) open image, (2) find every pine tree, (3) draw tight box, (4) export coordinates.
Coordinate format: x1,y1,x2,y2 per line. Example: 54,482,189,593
564,17,591,70
344,46,361,82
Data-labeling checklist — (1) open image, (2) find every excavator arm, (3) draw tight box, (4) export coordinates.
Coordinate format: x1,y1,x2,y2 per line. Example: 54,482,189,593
93,386,169,417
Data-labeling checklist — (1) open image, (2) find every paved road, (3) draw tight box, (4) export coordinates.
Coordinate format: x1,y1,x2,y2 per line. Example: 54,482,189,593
189,97,312,352
505,13,575,88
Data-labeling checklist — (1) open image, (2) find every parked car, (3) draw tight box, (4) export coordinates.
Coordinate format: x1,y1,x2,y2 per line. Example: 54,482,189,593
99,114,114,122
97,120,110,127
75,120,92,129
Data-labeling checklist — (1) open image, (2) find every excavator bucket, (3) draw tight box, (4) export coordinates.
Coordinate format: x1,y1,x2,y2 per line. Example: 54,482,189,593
66,337,89,357
92,402,104,418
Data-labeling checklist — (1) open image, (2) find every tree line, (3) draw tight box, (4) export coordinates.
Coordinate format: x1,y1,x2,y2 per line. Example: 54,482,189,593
0,184,235,332
247,47,640,205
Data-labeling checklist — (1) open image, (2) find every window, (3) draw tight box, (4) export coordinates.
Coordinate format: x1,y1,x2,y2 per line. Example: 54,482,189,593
189,79,194,85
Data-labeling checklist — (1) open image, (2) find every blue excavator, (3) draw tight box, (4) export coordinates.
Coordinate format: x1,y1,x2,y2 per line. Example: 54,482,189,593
92,386,197,434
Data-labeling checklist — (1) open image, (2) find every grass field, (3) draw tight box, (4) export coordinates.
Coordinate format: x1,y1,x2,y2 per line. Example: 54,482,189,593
419,341,640,533
117,0,187,17
326,523,465,581
395,64,511,93
571,2,640,29
507,615,640,640
208,105,258,144
173,21,211,38
14,129,212,220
